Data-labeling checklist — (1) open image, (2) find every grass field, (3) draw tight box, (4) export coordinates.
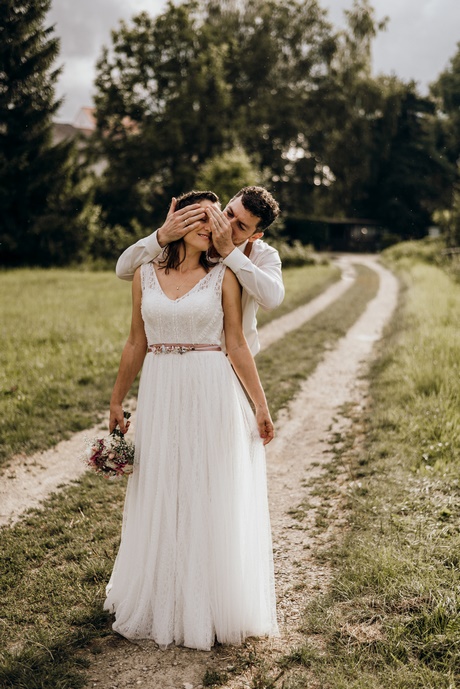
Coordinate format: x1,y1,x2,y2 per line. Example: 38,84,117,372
0,262,377,689
0,270,131,465
278,256,460,688
0,263,339,467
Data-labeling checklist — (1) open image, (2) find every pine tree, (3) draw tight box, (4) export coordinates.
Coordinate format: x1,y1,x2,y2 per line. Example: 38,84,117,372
0,0,81,266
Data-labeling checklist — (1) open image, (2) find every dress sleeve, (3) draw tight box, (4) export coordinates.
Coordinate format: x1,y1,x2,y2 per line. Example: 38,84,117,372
222,245,285,311
116,232,163,282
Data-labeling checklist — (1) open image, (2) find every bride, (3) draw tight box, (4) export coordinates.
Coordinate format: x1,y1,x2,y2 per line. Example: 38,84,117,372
104,190,278,651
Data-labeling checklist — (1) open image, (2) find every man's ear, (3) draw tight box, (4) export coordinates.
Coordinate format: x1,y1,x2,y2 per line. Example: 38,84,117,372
248,232,264,243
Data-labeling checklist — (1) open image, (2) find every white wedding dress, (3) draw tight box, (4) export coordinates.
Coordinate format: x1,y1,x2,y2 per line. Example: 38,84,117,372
104,261,278,651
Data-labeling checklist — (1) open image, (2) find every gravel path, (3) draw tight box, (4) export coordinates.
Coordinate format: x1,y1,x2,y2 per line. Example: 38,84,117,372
0,257,355,527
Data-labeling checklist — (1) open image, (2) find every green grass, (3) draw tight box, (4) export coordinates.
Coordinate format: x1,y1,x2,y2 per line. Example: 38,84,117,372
281,260,460,687
0,472,125,689
0,262,378,689
0,263,339,467
0,269,132,465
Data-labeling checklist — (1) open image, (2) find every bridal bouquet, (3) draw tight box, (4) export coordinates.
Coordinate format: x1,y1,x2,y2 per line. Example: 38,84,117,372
83,411,135,479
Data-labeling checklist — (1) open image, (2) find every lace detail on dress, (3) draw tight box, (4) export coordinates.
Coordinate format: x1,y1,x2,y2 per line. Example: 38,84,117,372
140,262,226,347
214,262,226,295
140,261,157,292
141,262,220,299
188,270,213,297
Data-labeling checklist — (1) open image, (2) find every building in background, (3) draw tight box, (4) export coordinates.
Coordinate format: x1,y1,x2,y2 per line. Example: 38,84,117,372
53,106,96,143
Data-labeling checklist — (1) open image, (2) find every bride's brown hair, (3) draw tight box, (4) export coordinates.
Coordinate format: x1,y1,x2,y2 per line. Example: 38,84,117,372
158,191,219,274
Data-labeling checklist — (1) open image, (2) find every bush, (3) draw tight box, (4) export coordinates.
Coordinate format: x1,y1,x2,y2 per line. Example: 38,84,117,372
267,239,325,267
195,148,265,205
383,236,445,265
383,236,460,282
83,204,146,264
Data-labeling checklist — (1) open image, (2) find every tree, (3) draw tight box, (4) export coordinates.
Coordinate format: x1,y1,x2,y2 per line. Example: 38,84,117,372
93,0,451,241
204,0,338,215
433,184,460,247
430,43,460,244
309,2,452,237
0,0,84,266
93,0,338,230
195,147,264,204
308,0,387,216
94,2,234,230
365,79,454,237
431,42,460,171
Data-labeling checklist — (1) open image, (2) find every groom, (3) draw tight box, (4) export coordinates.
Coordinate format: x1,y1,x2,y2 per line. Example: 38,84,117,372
116,186,284,356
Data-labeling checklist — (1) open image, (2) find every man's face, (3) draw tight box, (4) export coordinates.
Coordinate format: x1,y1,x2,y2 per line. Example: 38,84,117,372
223,197,264,246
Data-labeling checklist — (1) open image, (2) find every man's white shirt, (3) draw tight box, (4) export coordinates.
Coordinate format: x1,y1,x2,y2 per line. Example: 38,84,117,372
116,231,285,355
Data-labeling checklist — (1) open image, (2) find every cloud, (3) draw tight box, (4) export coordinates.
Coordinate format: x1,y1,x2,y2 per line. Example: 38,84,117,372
48,0,166,119
48,0,460,121
321,0,460,91
369,0,460,89
49,0,127,56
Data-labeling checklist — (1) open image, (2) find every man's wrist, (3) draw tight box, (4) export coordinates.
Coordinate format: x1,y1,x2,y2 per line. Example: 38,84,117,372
217,243,235,259
156,228,166,248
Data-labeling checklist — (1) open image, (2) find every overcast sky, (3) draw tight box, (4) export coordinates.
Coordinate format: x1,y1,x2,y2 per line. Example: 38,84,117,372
47,0,460,122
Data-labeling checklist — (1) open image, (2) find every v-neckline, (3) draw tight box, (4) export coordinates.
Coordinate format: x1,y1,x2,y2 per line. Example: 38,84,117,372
152,264,213,302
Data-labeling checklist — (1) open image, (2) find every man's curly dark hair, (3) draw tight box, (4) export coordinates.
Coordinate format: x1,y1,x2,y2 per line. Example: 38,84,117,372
231,186,280,231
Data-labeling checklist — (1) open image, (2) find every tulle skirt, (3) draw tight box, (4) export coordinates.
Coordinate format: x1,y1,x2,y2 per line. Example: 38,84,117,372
104,351,278,651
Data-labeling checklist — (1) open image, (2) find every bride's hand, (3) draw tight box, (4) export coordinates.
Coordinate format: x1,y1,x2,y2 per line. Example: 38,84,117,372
110,403,127,434
255,407,274,445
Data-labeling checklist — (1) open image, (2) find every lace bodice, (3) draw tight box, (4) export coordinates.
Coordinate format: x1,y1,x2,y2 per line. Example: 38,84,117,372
141,262,226,345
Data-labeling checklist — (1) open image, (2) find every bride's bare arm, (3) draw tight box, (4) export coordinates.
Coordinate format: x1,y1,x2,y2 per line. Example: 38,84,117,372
222,269,274,445
109,268,147,433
